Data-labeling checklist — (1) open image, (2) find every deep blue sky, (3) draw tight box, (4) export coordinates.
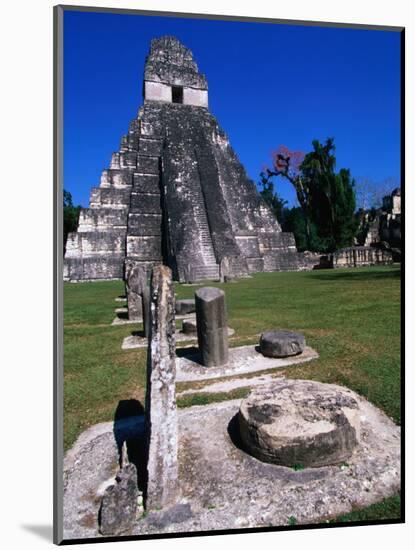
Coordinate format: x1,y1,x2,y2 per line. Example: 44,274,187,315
64,10,401,207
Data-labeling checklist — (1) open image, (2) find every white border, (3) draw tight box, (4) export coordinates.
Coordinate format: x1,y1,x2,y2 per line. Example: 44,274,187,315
1,1,412,549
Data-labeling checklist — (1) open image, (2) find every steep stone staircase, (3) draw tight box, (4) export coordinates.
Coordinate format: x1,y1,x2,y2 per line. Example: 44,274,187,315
188,176,220,281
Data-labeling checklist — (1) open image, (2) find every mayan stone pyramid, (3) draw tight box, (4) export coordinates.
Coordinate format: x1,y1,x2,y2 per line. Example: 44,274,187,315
64,36,307,283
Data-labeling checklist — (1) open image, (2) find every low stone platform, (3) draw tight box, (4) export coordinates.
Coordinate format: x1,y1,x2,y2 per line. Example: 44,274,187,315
63,388,400,540
176,344,318,382
112,310,196,326
121,327,235,350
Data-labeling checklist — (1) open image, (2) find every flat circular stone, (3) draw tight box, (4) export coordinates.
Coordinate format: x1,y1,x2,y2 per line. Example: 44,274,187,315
175,299,196,315
182,320,197,334
238,379,360,468
259,330,305,358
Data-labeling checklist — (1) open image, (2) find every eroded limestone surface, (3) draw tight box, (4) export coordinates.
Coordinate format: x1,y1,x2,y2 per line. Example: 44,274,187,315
259,330,306,358
63,389,400,540
239,380,360,467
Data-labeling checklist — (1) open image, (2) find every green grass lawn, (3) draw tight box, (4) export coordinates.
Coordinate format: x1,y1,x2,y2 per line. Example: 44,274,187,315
63,265,401,521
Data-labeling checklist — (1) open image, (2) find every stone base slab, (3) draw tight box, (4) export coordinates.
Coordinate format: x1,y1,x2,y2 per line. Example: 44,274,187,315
112,313,196,326
122,327,235,350
63,390,400,540
176,345,318,382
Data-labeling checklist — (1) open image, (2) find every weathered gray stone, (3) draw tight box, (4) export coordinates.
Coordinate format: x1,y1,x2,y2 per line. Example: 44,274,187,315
99,463,139,536
331,246,393,268
219,256,230,282
142,286,150,338
239,380,360,468
182,319,197,334
145,265,180,510
195,287,228,367
259,330,305,358
126,264,147,321
175,299,195,315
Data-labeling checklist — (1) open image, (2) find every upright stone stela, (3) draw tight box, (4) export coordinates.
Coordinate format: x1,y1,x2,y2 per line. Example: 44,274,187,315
64,36,310,283
145,265,179,511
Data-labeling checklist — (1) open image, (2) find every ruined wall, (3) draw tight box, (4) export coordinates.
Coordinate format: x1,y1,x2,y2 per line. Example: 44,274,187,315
331,246,393,268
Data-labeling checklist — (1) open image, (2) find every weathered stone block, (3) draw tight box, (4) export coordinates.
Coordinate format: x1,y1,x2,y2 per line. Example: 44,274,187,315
126,236,162,260
127,213,162,237
239,380,360,468
183,87,208,108
120,151,138,169
89,187,131,208
101,169,134,187
78,208,128,231
145,265,180,510
64,255,124,281
182,319,197,334
99,463,139,536
130,193,161,213
145,80,172,102
138,137,163,157
133,173,160,193
136,155,160,175
235,235,261,257
259,330,305,358
175,299,196,315
195,287,228,367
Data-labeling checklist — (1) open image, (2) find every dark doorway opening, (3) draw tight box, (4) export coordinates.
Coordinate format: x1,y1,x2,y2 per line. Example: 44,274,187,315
172,86,183,104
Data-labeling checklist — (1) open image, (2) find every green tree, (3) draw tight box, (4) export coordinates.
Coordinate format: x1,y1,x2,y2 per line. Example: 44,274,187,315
262,139,358,252
259,173,288,223
63,190,81,254
300,139,358,251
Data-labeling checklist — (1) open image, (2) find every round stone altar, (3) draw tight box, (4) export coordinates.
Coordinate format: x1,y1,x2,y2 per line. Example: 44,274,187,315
238,379,360,468
259,330,305,358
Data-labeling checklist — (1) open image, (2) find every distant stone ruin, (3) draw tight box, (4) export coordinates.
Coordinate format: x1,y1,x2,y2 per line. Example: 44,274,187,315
331,246,393,268
356,187,401,258
64,36,311,283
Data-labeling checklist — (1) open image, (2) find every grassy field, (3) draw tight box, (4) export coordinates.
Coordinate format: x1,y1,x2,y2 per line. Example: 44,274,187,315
63,265,401,521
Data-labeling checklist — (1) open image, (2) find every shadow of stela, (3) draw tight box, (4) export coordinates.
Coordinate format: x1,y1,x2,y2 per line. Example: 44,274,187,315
116,310,129,320
21,525,53,542
113,399,147,496
131,330,145,338
175,346,200,360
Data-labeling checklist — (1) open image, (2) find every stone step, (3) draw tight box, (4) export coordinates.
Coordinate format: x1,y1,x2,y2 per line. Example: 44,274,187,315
193,265,220,279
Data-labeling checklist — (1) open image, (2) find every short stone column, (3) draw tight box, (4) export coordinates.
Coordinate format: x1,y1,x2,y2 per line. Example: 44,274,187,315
145,265,179,510
195,287,229,367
